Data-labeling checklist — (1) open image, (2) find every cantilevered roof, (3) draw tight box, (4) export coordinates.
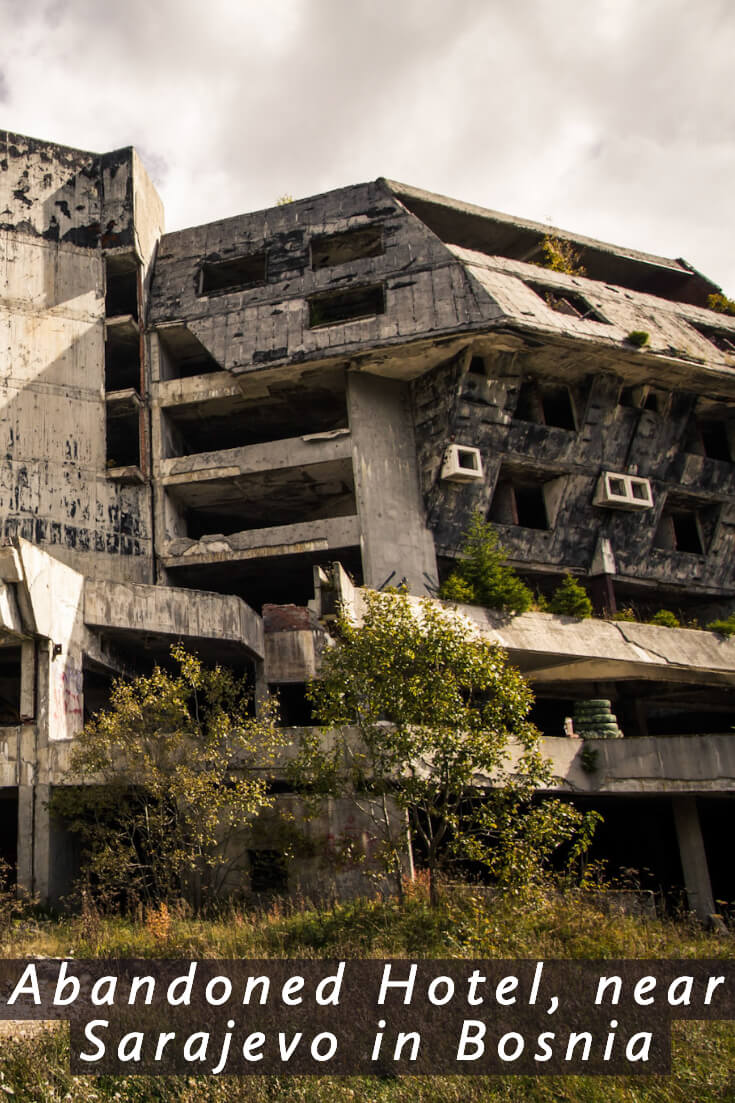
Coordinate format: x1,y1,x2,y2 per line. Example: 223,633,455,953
384,179,720,308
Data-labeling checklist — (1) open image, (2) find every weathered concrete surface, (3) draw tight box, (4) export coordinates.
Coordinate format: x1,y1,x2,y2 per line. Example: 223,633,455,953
673,796,716,919
160,429,352,482
84,578,264,660
2,130,735,906
161,515,362,567
384,179,719,308
540,734,735,795
452,246,735,372
339,585,735,687
0,135,164,584
347,372,438,593
263,604,324,684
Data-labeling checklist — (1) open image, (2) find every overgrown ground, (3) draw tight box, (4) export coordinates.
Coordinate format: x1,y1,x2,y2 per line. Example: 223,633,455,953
0,888,732,1101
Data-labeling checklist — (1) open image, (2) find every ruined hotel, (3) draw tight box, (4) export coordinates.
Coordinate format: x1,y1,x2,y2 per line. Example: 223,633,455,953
0,129,733,914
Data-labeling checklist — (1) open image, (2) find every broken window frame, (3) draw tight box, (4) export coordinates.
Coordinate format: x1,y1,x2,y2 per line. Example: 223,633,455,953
527,282,609,324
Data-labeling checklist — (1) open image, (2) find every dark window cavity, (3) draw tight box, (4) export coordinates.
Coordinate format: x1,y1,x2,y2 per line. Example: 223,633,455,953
199,253,267,295
528,283,609,324
514,380,576,430
248,850,288,894
311,226,384,270
308,284,384,327
489,479,549,530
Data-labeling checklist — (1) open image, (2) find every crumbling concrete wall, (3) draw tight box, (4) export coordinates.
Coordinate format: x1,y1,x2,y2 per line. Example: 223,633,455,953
0,134,164,584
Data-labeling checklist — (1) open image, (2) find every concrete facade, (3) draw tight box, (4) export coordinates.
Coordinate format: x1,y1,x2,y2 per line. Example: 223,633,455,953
1,130,734,913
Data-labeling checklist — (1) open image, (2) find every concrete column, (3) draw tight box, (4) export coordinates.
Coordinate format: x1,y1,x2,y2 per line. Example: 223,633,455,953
347,371,438,595
16,786,34,898
673,796,716,919
29,783,77,906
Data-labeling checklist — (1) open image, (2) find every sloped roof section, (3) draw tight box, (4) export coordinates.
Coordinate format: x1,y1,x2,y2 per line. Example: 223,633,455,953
384,178,720,308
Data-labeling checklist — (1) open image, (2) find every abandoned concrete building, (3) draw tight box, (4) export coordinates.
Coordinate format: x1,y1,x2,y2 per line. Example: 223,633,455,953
0,128,734,915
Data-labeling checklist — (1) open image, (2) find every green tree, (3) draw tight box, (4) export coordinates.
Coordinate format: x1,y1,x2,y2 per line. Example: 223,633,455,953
439,513,533,614
548,573,594,619
52,646,284,911
293,590,596,904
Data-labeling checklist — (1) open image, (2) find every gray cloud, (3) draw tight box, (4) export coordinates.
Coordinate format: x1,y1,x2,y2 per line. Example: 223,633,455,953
0,0,732,290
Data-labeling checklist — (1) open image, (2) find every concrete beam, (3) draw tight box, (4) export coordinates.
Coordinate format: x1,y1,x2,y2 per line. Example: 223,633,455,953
160,429,352,483
339,586,735,687
162,515,361,569
539,734,735,795
84,578,264,660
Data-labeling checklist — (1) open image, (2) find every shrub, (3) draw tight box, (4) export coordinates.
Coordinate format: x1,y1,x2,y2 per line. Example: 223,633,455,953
612,607,637,622
648,609,680,628
708,292,735,317
439,513,533,614
540,235,585,276
626,330,650,348
51,646,285,911
548,574,593,619
706,614,735,638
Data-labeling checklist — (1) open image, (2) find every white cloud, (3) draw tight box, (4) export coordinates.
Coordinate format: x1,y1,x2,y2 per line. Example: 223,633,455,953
0,0,733,289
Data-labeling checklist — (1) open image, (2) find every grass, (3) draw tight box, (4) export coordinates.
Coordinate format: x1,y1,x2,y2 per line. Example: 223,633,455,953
0,888,731,1100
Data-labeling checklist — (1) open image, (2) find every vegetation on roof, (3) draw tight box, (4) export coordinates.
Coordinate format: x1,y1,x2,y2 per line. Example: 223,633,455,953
539,234,586,277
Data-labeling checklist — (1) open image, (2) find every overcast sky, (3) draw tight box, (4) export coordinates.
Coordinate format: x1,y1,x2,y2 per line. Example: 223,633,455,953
1,0,733,291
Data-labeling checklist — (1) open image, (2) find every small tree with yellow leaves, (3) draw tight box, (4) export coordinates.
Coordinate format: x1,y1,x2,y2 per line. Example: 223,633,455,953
51,647,284,911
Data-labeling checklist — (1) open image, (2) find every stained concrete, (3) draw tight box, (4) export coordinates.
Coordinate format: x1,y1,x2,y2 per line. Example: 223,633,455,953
2,129,735,908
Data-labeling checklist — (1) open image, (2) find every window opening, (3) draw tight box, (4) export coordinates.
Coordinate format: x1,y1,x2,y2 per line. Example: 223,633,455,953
654,509,705,555
199,253,266,296
269,683,314,726
105,255,139,320
528,283,608,324
0,647,21,724
248,850,288,894
157,325,221,380
700,420,731,462
105,328,141,393
106,408,140,469
514,380,576,430
308,284,384,327
311,226,384,270
489,479,549,530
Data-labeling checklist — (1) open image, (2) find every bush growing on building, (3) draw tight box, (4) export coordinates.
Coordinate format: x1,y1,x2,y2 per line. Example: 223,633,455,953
612,607,638,622
292,589,598,904
708,292,735,317
706,614,735,638
439,512,533,614
548,574,593,619
626,330,650,348
540,234,585,276
51,646,285,911
648,609,681,628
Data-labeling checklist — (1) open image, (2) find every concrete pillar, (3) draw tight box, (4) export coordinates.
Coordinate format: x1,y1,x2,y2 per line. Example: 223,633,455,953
16,785,34,898
673,796,716,919
347,371,438,595
28,783,77,906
